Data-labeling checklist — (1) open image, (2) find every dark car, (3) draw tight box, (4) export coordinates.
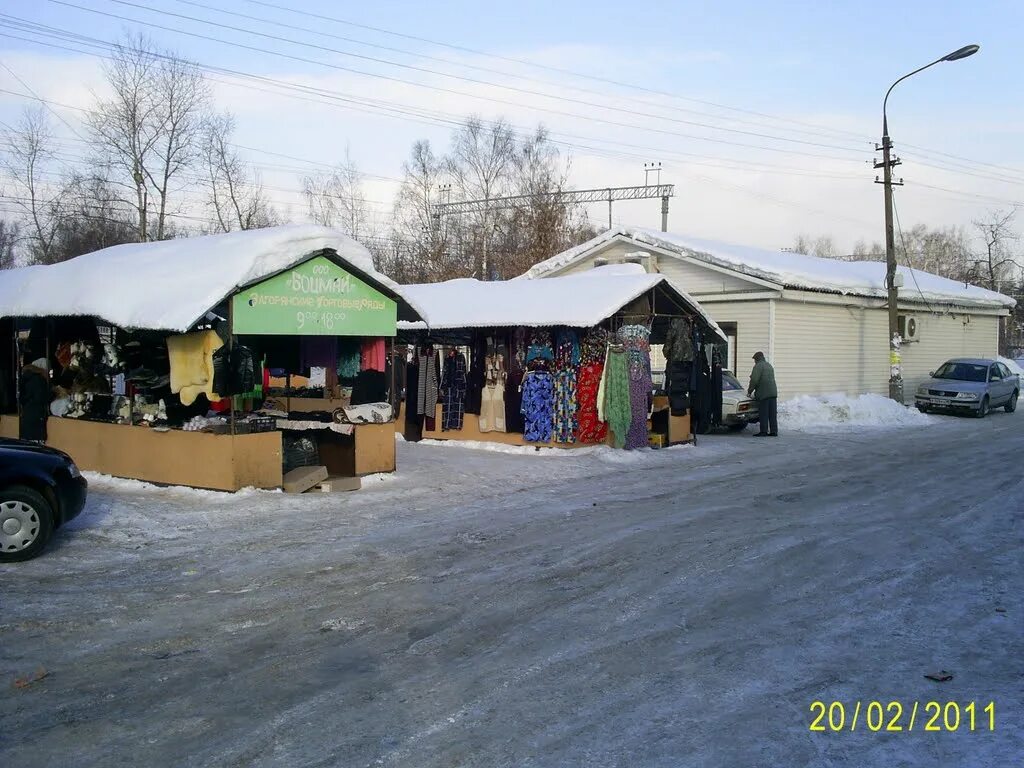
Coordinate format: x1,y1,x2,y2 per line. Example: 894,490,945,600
1,439,88,562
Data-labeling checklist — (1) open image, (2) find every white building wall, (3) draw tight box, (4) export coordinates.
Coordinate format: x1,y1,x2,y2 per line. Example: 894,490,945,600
697,299,772,381
900,311,1001,393
772,299,889,397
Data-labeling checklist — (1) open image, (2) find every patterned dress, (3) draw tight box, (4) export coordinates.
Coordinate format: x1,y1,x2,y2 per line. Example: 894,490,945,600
619,325,653,450
553,329,580,443
520,370,555,443
577,328,609,444
440,352,468,431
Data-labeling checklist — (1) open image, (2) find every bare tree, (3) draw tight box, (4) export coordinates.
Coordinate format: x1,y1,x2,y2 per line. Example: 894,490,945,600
302,148,375,241
0,219,19,269
88,35,210,241
969,209,1020,293
1,107,72,264
446,116,516,278
201,112,278,232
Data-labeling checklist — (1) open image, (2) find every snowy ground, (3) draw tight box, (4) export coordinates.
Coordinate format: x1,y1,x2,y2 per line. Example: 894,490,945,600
2,405,1022,767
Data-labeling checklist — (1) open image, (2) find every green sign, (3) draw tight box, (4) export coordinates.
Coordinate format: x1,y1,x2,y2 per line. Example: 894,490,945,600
231,256,397,336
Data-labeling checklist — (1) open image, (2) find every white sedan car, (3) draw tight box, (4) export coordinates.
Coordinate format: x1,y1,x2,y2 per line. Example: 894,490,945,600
722,370,760,431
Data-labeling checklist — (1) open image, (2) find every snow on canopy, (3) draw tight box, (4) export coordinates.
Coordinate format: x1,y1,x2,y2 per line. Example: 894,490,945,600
522,227,1016,310
0,225,424,331
399,264,726,340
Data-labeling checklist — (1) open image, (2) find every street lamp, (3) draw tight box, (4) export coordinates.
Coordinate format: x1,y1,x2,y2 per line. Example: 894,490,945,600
878,43,979,402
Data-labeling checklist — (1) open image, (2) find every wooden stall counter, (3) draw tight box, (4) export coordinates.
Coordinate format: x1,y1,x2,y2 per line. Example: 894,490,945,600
1,415,283,491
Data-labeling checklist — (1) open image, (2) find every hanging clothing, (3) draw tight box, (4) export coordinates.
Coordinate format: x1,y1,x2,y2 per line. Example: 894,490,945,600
351,370,388,406
361,339,387,373
504,371,525,434
663,317,695,362
440,351,468,431
511,328,528,374
478,353,506,433
404,357,422,441
299,336,338,371
619,325,653,450
336,339,361,380
525,329,553,364
602,346,632,449
580,328,608,366
520,370,554,443
464,337,487,416
18,362,49,442
167,330,223,406
576,362,607,444
665,360,693,416
212,344,257,398
416,349,440,423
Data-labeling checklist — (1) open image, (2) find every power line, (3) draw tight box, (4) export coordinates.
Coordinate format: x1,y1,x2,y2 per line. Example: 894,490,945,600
42,1,871,161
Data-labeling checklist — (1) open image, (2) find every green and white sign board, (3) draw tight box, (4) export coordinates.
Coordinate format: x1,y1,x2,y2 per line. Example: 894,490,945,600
231,256,398,336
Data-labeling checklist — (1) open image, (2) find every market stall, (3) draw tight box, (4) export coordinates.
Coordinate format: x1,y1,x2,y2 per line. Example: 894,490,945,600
0,226,423,491
397,264,726,450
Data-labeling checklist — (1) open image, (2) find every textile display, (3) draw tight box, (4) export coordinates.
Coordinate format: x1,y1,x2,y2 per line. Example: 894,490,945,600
663,317,694,362
299,336,338,371
619,324,653,450
479,353,507,433
405,357,422,441
576,362,607,443
520,370,554,443
465,337,487,415
665,360,693,416
361,339,387,372
342,402,393,424
440,351,468,431
416,350,440,428
602,347,632,449
504,371,525,433
526,330,553,364
580,328,608,366
336,339,361,379
167,330,223,406
511,328,528,374
553,328,579,443
351,369,387,406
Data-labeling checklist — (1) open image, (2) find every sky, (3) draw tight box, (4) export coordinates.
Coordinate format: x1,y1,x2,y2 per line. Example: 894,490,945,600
1,0,1022,254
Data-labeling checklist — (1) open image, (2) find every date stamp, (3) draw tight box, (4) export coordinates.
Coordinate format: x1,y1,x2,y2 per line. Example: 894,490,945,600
809,701,996,732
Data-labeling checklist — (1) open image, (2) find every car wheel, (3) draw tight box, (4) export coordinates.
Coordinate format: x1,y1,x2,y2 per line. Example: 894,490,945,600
976,396,989,419
727,422,748,432
1006,391,1018,413
0,486,55,563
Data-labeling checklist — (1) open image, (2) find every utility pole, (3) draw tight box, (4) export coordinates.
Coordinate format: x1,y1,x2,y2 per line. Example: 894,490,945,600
875,43,979,402
875,130,903,403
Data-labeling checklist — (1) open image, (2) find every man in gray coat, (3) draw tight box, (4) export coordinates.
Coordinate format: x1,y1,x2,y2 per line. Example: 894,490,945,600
747,351,778,437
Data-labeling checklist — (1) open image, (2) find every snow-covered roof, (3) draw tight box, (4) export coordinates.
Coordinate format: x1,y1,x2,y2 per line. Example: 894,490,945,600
399,264,726,340
0,225,423,331
522,227,1016,310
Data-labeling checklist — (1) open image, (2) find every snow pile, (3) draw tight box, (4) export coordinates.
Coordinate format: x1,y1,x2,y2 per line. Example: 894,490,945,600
416,438,690,463
522,227,1015,309
780,393,935,432
399,264,724,340
0,224,424,331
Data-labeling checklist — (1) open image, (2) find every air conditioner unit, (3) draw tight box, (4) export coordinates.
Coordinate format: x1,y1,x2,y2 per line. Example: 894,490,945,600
898,314,919,342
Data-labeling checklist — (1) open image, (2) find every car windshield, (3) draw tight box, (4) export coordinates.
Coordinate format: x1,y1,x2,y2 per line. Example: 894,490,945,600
722,373,743,391
933,362,988,382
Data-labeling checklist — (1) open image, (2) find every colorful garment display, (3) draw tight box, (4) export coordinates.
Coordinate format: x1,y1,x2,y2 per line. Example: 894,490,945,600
361,338,387,373
526,330,553,364
520,370,554,443
620,324,653,450
440,351,467,431
602,346,632,449
552,328,579,443
576,362,607,443
336,339,361,379
479,353,506,432
511,328,528,374
580,328,608,366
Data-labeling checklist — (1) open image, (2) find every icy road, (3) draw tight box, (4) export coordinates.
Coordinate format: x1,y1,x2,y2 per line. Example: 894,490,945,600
2,411,1022,767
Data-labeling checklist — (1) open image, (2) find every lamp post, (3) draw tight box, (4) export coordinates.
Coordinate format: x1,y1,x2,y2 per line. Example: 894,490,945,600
878,44,979,402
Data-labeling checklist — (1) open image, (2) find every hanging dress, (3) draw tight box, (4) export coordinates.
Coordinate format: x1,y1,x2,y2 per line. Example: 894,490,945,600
520,370,555,443
478,353,507,433
577,328,608,444
553,328,580,443
417,349,440,430
602,346,632,449
440,352,468,431
619,325,653,450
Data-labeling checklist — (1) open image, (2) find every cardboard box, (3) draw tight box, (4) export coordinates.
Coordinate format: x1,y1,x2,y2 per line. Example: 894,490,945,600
648,433,666,449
